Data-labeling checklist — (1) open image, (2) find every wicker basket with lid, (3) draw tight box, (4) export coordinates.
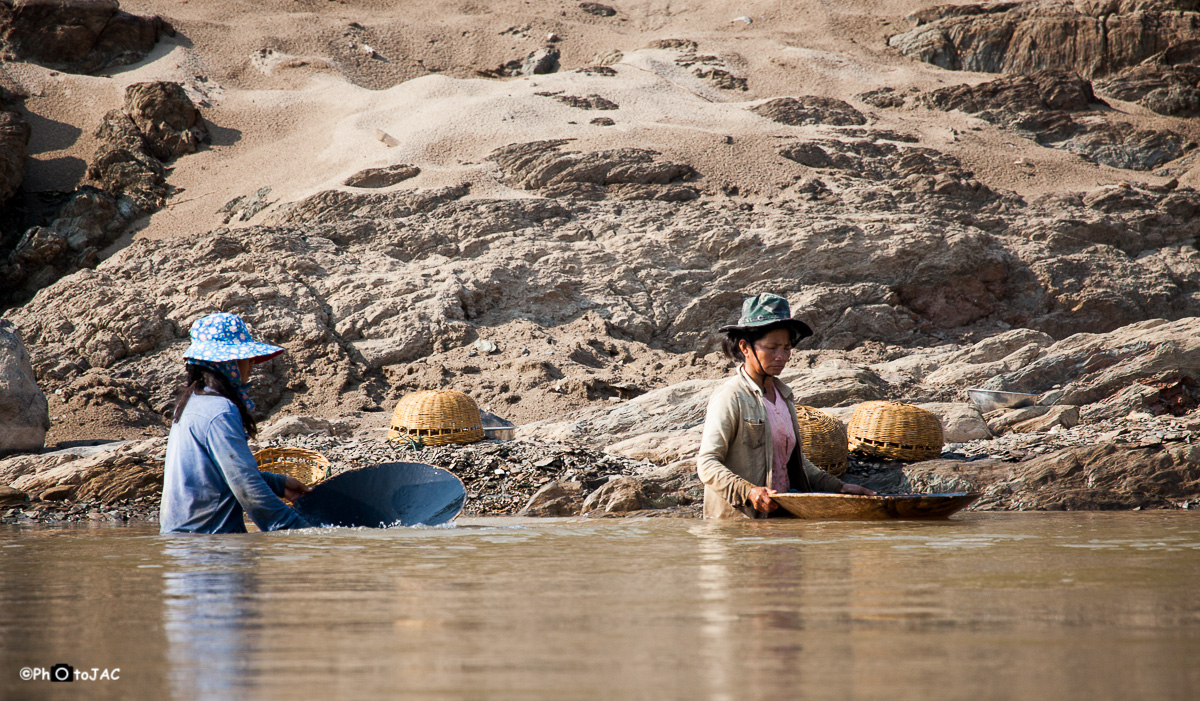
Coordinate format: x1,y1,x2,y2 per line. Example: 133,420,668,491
254,447,332,486
847,401,943,462
794,405,849,476
388,390,485,446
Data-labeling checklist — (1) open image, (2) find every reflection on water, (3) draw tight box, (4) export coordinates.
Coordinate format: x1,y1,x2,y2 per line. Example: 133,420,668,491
164,541,257,699
1,513,1199,699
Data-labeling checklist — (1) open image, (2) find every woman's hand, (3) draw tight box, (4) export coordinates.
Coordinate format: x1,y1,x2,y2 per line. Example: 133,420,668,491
283,476,313,502
747,486,778,513
840,483,877,496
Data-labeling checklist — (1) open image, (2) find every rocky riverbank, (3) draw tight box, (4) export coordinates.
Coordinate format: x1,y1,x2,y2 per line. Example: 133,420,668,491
2,0,1200,518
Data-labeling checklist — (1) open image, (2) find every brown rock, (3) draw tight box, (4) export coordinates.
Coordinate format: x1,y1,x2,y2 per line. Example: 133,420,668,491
581,462,700,513
1097,63,1200,117
0,0,173,74
0,485,28,507
518,480,586,516
123,82,208,161
921,70,1095,114
488,139,695,195
579,2,617,17
553,94,618,110
890,1,1200,79
39,484,75,501
1009,404,1080,433
0,94,30,202
751,96,867,126
344,164,421,188
0,320,48,457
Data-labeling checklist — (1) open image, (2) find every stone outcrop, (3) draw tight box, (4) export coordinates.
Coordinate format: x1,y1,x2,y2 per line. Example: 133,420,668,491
0,320,48,456
751,96,867,126
344,164,420,188
884,318,1200,420
889,0,1200,79
0,0,174,74
779,135,996,200
916,70,1195,171
1097,62,1200,117
487,139,698,201
0,92,29,204
2,81,206,305
883,442,1200,511
3,438,164,501
892,1,1200,119
122,82,208,161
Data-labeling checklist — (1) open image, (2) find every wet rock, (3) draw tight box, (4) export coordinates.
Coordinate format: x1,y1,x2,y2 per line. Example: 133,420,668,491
582,462,701,514
751,96,868,126
980,442,1200,510
0,93,29,203
0,0,173,74
344,164,421,188
519,480,586,516
0,320,48,457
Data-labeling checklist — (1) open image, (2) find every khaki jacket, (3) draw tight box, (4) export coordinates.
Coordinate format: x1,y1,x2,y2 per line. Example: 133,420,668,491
696,367,845,519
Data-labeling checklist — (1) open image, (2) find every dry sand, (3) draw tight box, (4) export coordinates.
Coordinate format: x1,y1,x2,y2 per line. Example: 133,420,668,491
6,0,1194,249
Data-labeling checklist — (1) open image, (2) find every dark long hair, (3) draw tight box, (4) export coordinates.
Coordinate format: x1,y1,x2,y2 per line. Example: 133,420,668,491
173,363,257,438
721,322,802,363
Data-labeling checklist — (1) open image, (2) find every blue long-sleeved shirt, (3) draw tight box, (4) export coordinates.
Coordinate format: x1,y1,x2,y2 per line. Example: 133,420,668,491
160,392,310,533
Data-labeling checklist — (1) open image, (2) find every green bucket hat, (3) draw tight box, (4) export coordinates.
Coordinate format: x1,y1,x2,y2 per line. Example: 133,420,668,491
718,293,813,341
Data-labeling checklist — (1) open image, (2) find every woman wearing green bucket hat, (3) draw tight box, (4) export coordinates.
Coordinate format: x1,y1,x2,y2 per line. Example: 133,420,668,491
160,313,312,533
697,294,875,518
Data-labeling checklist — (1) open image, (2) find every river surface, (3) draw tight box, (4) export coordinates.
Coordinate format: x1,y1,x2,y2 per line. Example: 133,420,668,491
2,512,1199,700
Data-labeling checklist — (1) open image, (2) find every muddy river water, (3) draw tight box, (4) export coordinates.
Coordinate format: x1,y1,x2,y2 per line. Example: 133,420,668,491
2,513,1199,699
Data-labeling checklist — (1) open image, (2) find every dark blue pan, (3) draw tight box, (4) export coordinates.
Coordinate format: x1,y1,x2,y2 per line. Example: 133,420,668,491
291,462,465,528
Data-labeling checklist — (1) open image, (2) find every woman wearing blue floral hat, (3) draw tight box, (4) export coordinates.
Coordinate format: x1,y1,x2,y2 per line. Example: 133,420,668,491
697,293,875,519
160,312,312,533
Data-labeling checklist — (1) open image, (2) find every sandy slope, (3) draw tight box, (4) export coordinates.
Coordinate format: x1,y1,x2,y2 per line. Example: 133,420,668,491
5,0,1192,250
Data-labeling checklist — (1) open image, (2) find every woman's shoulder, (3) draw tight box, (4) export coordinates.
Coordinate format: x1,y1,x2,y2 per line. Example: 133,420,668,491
708,372,751,405
181,392,239,419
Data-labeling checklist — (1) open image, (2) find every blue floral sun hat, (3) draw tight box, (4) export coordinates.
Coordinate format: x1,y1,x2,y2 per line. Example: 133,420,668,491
183,313,285,364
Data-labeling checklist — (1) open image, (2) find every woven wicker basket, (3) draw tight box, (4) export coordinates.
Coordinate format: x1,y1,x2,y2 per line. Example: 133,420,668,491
794,405,849,476
254,447,332,485
847,401,943,462
388,390,484,446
